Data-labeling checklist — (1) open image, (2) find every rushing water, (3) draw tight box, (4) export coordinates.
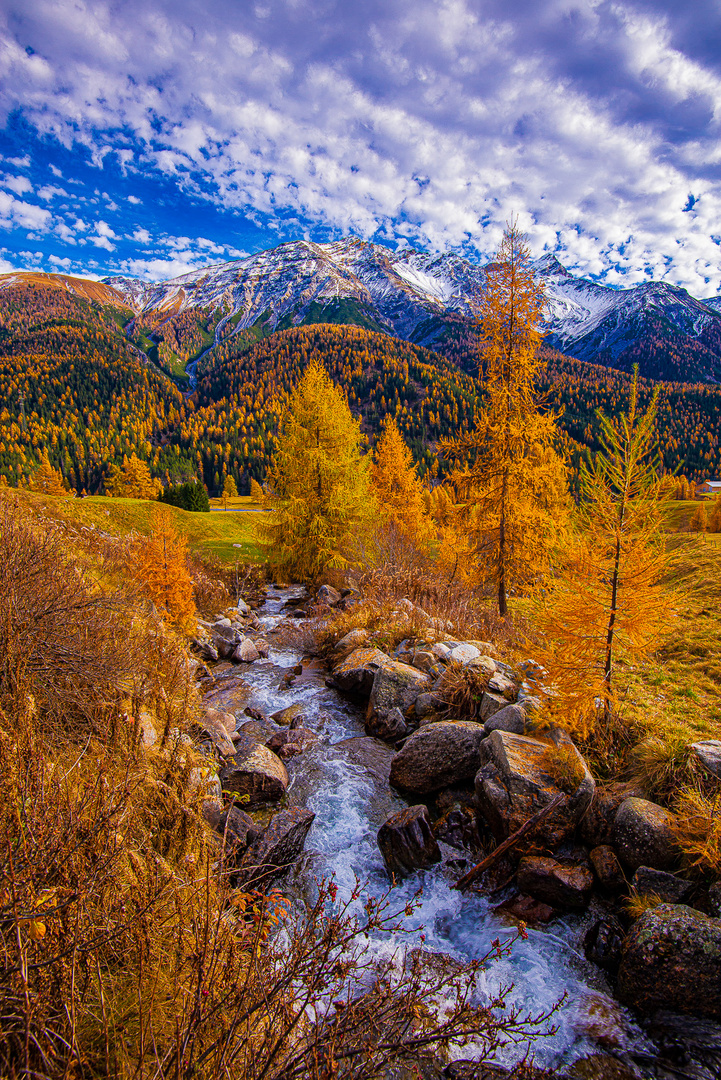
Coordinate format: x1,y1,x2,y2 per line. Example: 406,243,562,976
208,586,651,1071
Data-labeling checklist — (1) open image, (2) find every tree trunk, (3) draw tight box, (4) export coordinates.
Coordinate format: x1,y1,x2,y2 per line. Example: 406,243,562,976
603,531,621,718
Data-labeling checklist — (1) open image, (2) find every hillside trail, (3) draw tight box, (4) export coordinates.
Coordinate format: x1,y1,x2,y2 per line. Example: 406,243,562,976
204,585,655,1074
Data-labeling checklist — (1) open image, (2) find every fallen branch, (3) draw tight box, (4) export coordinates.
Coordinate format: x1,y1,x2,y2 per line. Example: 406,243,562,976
452,792,566,892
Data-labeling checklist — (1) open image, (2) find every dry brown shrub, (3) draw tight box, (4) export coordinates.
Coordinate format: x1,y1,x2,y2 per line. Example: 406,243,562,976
670,785,721,876
539,745,586,794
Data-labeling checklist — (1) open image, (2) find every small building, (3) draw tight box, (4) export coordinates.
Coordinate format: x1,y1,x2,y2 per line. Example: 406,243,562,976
697,479,721,500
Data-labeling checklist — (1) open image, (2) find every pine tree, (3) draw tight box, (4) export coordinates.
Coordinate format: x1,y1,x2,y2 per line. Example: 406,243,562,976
443,221,568,614
532,366,671,731
128,506,196,629
29,452,72,497
222,474,238,509
690,501,708,533
106,454,162,499
258,359,373,582
371,416,430,546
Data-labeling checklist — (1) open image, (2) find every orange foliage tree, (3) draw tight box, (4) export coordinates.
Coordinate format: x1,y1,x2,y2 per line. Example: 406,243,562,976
127,507,196,629
371,416,431,547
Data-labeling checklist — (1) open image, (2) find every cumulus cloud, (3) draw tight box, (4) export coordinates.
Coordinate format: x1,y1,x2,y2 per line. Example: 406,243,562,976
0,0,720,292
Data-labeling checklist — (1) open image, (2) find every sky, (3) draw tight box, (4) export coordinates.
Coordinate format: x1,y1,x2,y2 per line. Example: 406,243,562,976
1,0,721,295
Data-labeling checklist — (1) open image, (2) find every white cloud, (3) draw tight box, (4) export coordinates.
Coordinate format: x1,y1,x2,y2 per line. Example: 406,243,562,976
127,194,141,204
2,174,33,196
0,191,52,231
48,253,72,268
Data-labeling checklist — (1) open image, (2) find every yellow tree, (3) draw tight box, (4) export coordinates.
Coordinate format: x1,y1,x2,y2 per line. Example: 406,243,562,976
222,473,238,509
371,416,430,546
532,367,671,731
258,358,373,582
249,477,265,504
443,221,568,614
690,501,708,533
105,454,162,498
29,451,73,497
127,507,196,629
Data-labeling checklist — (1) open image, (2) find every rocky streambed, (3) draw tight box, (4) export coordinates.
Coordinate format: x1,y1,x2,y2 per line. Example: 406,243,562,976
188,586,721,1079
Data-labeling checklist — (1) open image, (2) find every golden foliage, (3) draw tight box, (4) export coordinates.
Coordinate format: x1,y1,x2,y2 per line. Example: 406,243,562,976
670,786,721,875
443,221,568,614
258,358,374,582
127,506,196,630
106,452,162,498
371,415,431,546
222,471,238,508
28,450,73,497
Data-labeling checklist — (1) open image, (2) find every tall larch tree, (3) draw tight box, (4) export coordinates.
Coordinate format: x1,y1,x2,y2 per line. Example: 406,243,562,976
222,473,238,509
106,454,162,499
532,367,672,732
258,358,373,582
128,507,196,629
29,452,73,497
443,220,568,614
371,416,430,546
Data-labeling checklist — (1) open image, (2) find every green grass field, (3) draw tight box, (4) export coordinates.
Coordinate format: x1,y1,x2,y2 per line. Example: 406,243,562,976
10,491,265,565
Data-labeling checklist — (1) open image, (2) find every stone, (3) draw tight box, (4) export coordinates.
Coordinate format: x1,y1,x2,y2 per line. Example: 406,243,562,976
232,638,260,663
211,621,242,658
630,865,692,904
410,649,438,674
612,797,678,871
195,639,219,663
414,692,445,720
494,893,555,925
690,739,721,778
238,718,277,743
466,655,497,679
430,642,453,663
331,736,395,788
390,721,487,794
517,856,593,909
214,804,258,853
475,730,595,846
218,736,288,809
267,726,318,760
589,845,626,893
483,703,525,736
317,584,341,607
479,691,508,722
449,642,480,665
583,918,625,975
331,646,390,698
377,805,442,877
367,660,431,725
580,782,646,847
433,806,479,852
236,807,315,888
271,702,307,726
366,706,408,741
253,638,270,658
487,671,515,695
333,628,369,652
618,904,721,1018
236,597,249,616
709,880,721,916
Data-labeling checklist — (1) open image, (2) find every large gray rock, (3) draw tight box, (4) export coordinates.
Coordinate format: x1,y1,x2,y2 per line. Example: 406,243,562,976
333,628,369,652
630,866,692,904
377,805,441,878
690,740,721,778
331,646,390,697
317,584,341,607
200,707,236,756
612,797,678,871
211,621,243,659
517,855,593,909
475,730,595,846
218,736,288,809
479,691,508,722
390,721,487,794
618,904,721,1018
580,782,647,847
237,807,315,888
233,638,260,663
483,703,525,736
367,659,431,724
212,804,258,855
366,706,408,741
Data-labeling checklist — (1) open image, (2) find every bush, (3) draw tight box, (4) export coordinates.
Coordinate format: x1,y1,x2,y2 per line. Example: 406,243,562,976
159,479,210,512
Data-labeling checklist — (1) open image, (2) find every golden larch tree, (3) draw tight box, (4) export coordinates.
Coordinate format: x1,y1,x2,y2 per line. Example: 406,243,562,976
106,454,162,498
532,366,672,732
371,416,430,546
443,221,568,614
222,473,238,508
258,358,373,582
127,506,196,630
29,451,73,497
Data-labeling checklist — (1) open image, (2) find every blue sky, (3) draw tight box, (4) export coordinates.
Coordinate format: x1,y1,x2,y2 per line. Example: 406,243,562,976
1,0,721,295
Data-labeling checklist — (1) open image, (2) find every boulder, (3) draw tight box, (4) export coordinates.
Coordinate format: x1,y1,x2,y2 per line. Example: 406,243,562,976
317,584,341,607
211,622,242,659
195,639,219,663
271,702,307,726
331,646,390,698
433,806,480,852
410,649,437,674
238,717,277,743
690,739,721,778
630,866,692,904
414,692,445,721
236,597,249,616
589,845,626,893
218,736,288,809
367,660,431,725
377,805,441,877
517,856,593,909
618,904,721,1018
233,638,260,663
475,730,595,846
580,782,646,847
449,643,480,665
494,892,556,925
266,725,318,760
483,703,525,736
253,638,270,658
333,628,369,652
236,807,315,888
214,804,258,854
479,691,508,722
583,918,625,975
366,706,408,742
612,797,678,871
331,736,395,788
390,721,487,794
487,671,515,696
431,642,453,663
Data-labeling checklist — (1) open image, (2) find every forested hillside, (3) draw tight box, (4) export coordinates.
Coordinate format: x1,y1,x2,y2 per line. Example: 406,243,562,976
1,275,721,493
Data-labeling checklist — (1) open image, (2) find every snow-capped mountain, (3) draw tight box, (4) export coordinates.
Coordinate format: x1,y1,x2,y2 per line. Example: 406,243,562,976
103,238,721,382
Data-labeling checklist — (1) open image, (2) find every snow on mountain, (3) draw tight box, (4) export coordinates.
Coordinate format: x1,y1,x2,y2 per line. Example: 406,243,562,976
103,238,721,380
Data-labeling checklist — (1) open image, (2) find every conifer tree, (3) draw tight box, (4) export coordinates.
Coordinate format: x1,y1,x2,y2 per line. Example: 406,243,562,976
249,477,265,504
258,359,372,581
128,506,195,629
533,366,671,731
690,501,708,533
443,221,568,614
106,454,162,499
709,496,721,533
29,452,72,497
222,474,238,509
372,416,430,546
